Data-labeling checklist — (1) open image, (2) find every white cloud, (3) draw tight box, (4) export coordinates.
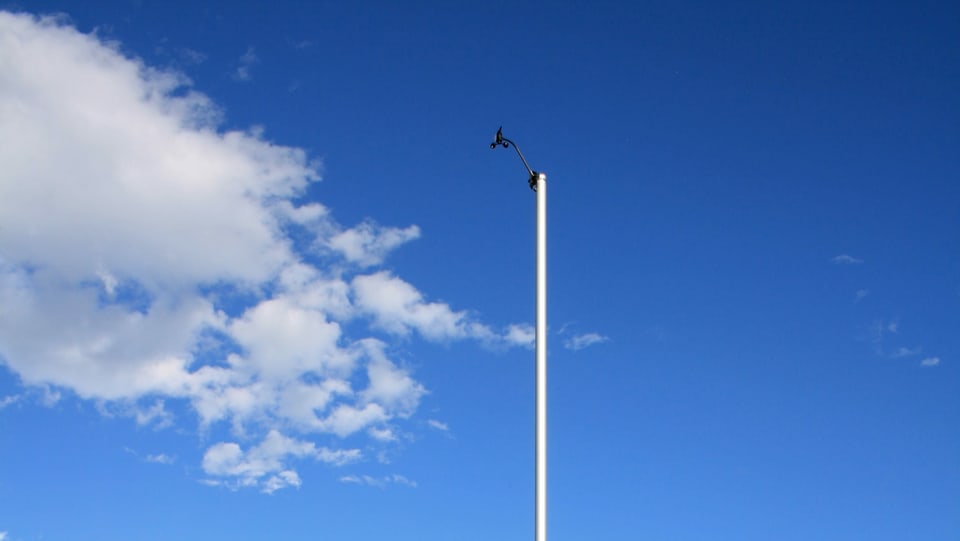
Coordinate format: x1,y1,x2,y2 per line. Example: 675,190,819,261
327,221,420,267
504,324,535,349
227,296,351,381
233,45,257,81
427,419,449,431
0,12,529,493
920,357,941,367
891,346,922,358
352,271,494,342
339,473,417,488
178,47,206,65
0,530,6,541
854,289,869,302
202,430,360,492
261,470,302,493
315,446,362,466
360,340,426,416
124,446,175,464
832,254,863,264
563,332,609,351
368,426,398,442
133,400,174,428
868,319,899,346
390,474,417,488
316,403,389,437
39,386,61,407
0,394,19,409
146,453,175,464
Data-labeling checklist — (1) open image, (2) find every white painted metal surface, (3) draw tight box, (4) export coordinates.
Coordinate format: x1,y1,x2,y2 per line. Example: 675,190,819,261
535,171,547,541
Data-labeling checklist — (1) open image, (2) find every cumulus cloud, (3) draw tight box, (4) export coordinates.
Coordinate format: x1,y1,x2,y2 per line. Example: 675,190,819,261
352,271,495,342
360,341,426,415
202,430,361,492
563,332,609,351
327,221,421,267
0,12,525,492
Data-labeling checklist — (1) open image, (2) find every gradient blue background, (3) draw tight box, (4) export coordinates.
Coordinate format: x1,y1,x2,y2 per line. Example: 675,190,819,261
1,1,957,540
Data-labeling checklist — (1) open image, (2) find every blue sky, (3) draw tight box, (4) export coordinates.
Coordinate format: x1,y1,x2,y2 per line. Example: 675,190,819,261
0,1,957,540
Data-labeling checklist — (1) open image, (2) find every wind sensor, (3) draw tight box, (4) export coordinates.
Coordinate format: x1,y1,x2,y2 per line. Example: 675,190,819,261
491,126,540,191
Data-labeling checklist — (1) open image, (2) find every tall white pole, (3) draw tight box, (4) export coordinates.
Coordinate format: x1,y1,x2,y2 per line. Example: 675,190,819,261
535,172,547,541
489,128,548,541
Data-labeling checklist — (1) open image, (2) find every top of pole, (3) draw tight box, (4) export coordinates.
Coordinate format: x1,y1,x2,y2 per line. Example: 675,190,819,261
490,127,541,191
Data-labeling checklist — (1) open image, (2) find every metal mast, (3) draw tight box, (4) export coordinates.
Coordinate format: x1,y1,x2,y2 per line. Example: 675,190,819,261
491,127,547,541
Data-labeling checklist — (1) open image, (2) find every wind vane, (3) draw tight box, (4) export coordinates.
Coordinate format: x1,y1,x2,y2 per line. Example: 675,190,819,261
490,126,540,191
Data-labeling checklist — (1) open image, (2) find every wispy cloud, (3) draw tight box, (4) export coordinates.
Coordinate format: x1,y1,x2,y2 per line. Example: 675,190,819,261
124,446,176,465
863,316,933,362
178,47,206,65
868,318,899,346
920,357,941,367
146,453,176,464
854,289,869,302
0,12,530,493
134,400,174,428
233,45,258,81
890,346,922,358
563,332,609,351
0,394,20,409
427,419,449,431
291,39,314,50
832,254,863,265
339,473,417,489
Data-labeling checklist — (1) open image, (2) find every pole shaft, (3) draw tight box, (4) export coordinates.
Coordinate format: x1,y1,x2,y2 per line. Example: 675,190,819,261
535,172,547,541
